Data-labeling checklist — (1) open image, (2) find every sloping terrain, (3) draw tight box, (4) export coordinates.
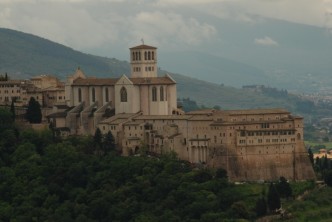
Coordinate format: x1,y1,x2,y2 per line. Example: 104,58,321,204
0,28,318,115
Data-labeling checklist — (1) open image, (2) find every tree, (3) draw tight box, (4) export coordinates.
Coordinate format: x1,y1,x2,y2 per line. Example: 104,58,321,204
322,154,329,170
0,108,14,132
267,183,281,212
10,100,15,121
25,97,42,123
276,177,292,198
308,148,314,166
230,201,250,219
324,170,332,186
102,130,115,154
215,168,228,179
255,187,267,217
93,128,102,154
255,197,267,217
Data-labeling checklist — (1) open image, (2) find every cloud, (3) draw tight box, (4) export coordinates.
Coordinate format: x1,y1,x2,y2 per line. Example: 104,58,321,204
130,11,217,47
0,0,331,58
254,36,278,46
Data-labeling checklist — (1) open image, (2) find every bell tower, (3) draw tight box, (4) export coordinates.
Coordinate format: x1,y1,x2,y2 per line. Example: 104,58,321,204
130,44,157,78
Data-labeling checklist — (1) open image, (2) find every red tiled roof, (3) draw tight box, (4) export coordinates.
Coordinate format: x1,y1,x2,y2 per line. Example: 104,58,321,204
72,76,175,86
72,78,117,86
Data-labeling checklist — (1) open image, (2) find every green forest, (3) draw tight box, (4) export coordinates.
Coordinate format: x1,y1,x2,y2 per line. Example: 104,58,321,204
1,107,332,221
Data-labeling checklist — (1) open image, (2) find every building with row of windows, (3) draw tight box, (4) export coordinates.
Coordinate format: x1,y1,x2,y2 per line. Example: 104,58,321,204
46,43,315,181
0,75,65,107
95,108,315,181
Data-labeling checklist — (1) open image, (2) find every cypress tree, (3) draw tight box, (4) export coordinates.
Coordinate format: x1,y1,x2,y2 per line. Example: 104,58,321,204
25,97,42,123
93,128,103,154
10,100,15,121
267,182,281,212
255,197,267,217
102,130,115,154
308,148,314,166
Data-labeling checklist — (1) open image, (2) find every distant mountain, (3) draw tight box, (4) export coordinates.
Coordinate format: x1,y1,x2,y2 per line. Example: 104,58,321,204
155,15,332,93
0,28,129,79
159,51,268,87
0,27,322,117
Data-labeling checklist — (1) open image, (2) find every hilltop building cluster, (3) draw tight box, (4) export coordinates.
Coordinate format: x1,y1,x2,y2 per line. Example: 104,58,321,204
0,44,315,181
0,75,65,107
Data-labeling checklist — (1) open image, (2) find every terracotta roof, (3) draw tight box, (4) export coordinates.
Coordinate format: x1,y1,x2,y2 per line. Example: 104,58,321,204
189,115,214,121
72,76,175,86
41,86,64,92
99,113,139,124
129,76,175,85
0,80,26,85
123,120,144,126
130,44,157,50
186,109,216,115
168,133,182,139
47,112,67,118
210,119,290,126
72,78,117,86
133,115,191,120
54,104,70,109
216,109,290,116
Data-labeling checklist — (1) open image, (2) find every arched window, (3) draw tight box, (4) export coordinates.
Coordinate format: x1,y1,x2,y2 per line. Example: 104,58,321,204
152,87,157,101
148,51,151,60
92,88,96,102
138,52,141,60
105,88,109,102
78,88,82,102
160,86,164,101
132,52,135,61
144,51,147,60
120,87,127,102
152,51,154,60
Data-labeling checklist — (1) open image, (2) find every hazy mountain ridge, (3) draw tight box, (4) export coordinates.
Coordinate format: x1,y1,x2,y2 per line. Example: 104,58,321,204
157,15,332,93
0,28,129,79
0,27,320,116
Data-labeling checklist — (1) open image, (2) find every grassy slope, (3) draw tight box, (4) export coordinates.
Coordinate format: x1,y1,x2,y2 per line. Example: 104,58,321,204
0,28,129,78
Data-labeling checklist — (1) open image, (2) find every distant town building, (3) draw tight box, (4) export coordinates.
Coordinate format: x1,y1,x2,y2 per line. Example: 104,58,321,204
0,74,65,107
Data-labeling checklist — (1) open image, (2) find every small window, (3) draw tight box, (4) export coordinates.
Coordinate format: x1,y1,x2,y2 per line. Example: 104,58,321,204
160,86,164,101
105,88,109,102
92,88,96,102
120,87,127,102
152,87,157,101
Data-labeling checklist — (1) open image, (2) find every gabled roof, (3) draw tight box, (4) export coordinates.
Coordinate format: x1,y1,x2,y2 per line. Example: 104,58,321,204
215,109,290,116
72,75,176,86
130,44,157,50
72,77,117,86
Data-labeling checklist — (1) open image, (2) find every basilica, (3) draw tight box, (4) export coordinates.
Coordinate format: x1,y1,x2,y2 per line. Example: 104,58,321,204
42,44,316,181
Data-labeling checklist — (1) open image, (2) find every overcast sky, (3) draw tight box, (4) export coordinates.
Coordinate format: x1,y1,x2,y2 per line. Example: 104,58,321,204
1,0,332,60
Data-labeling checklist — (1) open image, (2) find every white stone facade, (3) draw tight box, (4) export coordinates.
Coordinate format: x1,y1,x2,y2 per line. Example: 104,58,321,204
46,43,315,182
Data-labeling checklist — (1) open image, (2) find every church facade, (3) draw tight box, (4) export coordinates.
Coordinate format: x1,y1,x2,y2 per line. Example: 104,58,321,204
48,44,315,182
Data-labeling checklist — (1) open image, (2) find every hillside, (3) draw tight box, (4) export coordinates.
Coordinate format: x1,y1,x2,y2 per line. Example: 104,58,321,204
156,15,332,93
0,28,129,79
0,27,321,116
